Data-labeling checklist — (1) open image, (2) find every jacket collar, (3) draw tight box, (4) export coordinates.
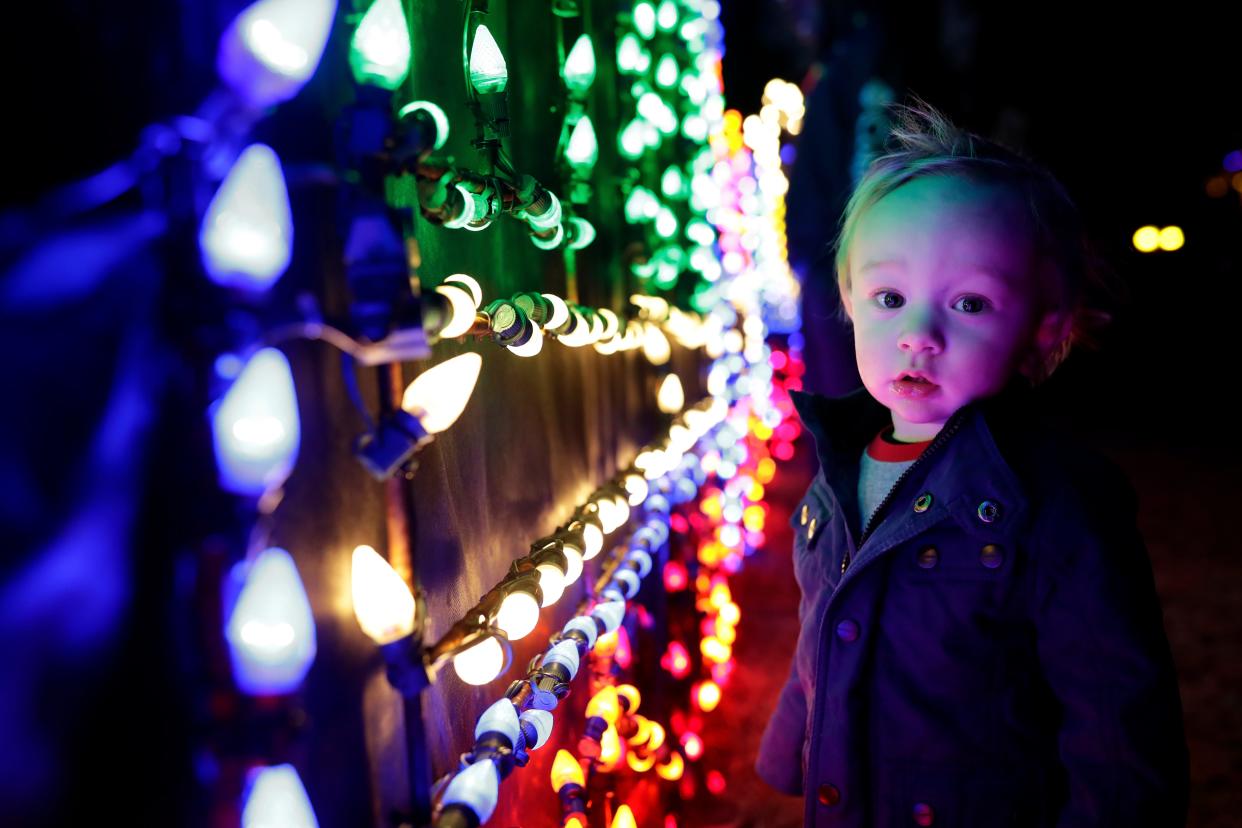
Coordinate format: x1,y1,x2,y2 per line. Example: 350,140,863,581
789,375,1038,549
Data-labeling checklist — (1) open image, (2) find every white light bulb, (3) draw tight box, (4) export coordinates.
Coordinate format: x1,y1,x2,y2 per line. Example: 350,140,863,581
496,589,540,640
658,374,685,413
219,0,337,108
242,764,319,828
536,563,566,607
469,24,508,93
441,760,500,824
212,347,300,497
401,353,482,434
506,323,544,358
444,273,483,306
542,293,571,330
613,495,632,527
474,699,521,744
595,497,619,534
624,474,649,506
200,144,293,292
582,523,604,560
225,548,317,695
561,544,584,585
453,635,507,685
351,545,416,645
435,284,478,339
633,2,656,39
643,323,672,366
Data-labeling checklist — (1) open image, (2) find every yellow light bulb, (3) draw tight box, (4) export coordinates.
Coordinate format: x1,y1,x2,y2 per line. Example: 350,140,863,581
551,749,586,790
351,545,416,645
401,353,482,434
695,680,722,712
599,724,622,767
586,685,621,722
627,715,653,746
1132,225,1160,253
612,805,638,828
1157,225,1184,251
627,751,657,772
655,751,684,780
657,374,685,413
647,721,666,751
616,684,641,713
643,323,672,365
701,636,731,664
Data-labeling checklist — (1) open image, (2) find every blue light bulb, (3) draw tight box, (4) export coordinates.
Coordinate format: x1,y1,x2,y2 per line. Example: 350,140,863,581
474,699,521,745
242,764,319,828
441,760,500,824
225,547,317,695
200,144,293,292
218,0,338,108
211,347,301,497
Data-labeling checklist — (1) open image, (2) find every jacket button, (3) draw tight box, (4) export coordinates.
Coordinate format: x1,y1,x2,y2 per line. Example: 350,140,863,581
980,543,1004,569
913,493,933,513
808,517,817,540
835,619,860,642
801,504,809,525
816,783,841,806
976,499,1001,523
912,802,935,826
916,546,939,569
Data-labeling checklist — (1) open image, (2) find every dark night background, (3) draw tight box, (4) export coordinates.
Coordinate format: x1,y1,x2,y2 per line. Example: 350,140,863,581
2,1,1239,826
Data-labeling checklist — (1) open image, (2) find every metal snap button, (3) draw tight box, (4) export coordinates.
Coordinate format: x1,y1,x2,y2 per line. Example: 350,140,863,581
816,783,841,806
807,517,817,541
977,499,1001,523
916,546,939,569
801,504,809,525
980,543,1004,569
913,493,933,513
913,802,935,826
835,619,860,642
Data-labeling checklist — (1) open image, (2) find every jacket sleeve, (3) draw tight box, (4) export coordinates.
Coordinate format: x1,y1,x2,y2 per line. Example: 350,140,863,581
754,654,808,795
1030,456,1189,827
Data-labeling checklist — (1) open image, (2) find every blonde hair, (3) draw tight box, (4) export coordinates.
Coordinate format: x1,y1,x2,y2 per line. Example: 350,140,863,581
831,98,1125,386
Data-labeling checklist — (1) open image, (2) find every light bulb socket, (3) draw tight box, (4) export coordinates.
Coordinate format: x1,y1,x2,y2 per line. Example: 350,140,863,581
575,509,604,537
512,292,554,326
380,634,431,698
476,92,510,136
484,300,533,345
499,569,544,611
354,410,433,480
435,804,479,828
577,716,608,758
530,540,569,576
555,525,588,559
559,786,587,820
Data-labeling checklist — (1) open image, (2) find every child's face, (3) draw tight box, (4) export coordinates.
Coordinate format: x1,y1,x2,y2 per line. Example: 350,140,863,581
841,174,1058,441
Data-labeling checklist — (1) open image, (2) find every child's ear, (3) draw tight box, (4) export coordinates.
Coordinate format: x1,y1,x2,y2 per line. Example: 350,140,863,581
1033,307,1072,356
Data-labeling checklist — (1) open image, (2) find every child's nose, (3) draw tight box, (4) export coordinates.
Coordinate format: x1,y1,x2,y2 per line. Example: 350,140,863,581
897,312,944,354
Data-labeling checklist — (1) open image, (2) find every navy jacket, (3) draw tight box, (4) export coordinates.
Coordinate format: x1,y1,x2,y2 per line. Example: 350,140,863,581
755,377,1188,827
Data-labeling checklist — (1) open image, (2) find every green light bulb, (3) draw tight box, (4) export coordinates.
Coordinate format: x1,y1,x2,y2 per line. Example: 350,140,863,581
655,207,678,239
565,116,599,173
563,34,596,94
657,0,678,30
469,24,508,93
633,2,656,39
619,120,646,160
661,166,686,198
617,33,643,73
655,55,678,88
349,0,412,90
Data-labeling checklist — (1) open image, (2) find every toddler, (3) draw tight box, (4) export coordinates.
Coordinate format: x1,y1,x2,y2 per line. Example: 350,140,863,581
755,101,1188,827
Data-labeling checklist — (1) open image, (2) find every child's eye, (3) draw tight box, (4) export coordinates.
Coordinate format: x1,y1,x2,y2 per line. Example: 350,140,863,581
954,295,990,314
872,290,903,309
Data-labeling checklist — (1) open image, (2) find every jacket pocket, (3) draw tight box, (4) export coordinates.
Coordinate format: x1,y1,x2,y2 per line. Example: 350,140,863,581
789,479,833,589
875,759,1048,828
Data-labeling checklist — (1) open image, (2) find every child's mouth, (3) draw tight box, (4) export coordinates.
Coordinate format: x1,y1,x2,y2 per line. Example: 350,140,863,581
891,377,939,398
